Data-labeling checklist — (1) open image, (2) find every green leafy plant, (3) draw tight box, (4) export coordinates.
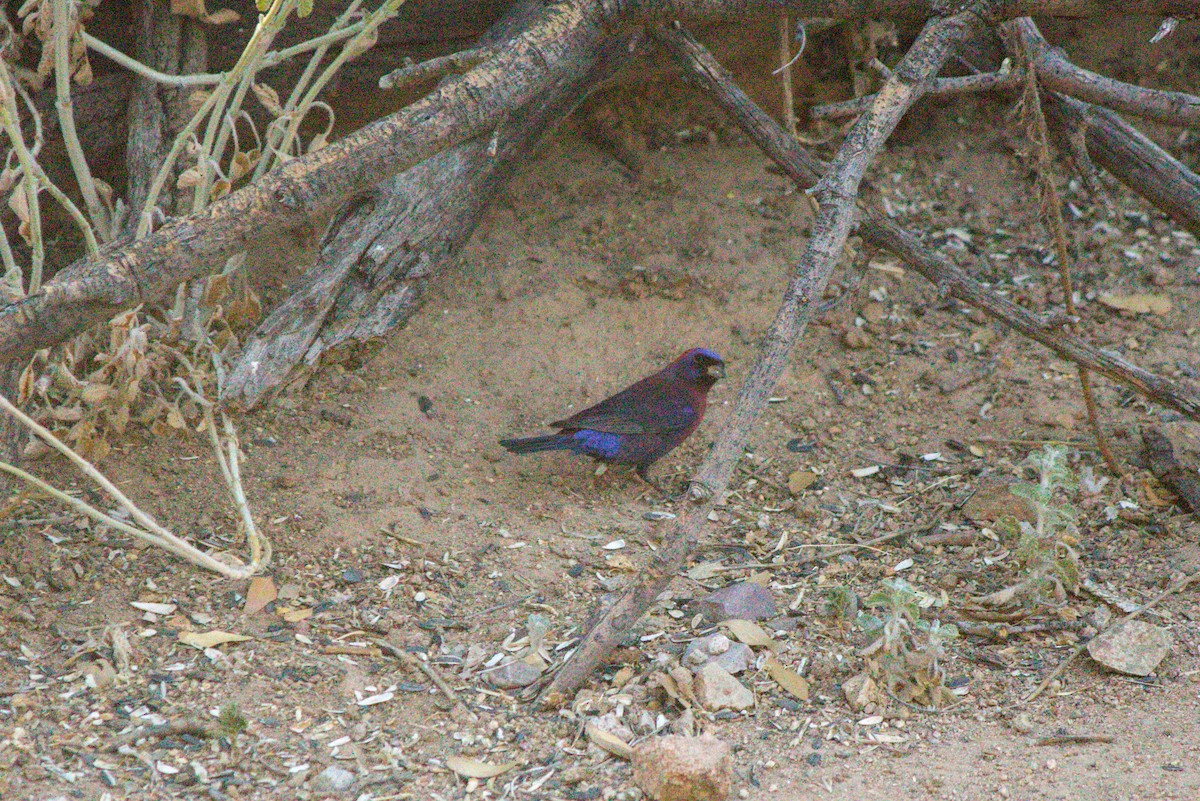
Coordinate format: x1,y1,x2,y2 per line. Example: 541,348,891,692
977,445,1082,607
858,578,959,708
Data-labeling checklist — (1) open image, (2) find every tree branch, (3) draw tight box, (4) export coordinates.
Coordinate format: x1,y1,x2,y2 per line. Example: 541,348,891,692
542,1,999,703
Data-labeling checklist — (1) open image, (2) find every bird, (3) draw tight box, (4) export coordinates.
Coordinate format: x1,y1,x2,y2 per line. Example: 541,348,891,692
499,348,725,484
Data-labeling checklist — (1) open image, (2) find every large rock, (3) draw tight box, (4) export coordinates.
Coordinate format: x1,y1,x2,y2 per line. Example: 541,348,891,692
1087,619,1171,676
632,734,732,801
694,662,754,711
697,582,777,622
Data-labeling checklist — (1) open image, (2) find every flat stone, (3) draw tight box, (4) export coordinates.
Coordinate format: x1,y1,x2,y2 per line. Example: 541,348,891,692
694,662,754,711
697,582,777,623
487,659,543,689
632,734,732,801
962,479,1036,526
683,633,753,675
311,765,356,793
1087,619,1171,676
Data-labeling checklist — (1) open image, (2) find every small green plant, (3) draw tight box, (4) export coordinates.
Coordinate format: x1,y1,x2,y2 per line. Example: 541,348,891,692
977,445,1082,607
858,578,959,708
218,703,248,754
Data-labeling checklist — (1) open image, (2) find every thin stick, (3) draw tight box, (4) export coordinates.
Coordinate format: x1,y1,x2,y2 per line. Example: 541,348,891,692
792,526,917,565
378,639,477,722
1015,42,1123,477
53,0,111,240
82,34,223,86
778,12,797,137
1023,571,1200,702
811,67,1025,121
0,381,269,579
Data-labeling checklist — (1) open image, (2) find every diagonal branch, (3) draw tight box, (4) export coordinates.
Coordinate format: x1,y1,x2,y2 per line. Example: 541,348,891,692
1009,16,1200,127
0,2,605,365
541,3,999,703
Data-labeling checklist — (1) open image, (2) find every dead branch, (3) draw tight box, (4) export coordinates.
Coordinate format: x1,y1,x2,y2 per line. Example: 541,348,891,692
2,0,1200,379
659,20,1200,425
811,67,1026,121
1044,92,1200,239
0,1,608,365
1007,16,1200,128
220,6,639,409
541,2,1001,704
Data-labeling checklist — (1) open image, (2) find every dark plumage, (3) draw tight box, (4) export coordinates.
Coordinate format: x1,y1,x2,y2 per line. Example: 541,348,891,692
500,348,725,482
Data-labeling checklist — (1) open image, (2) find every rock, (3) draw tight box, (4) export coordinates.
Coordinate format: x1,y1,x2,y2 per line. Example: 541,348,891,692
841,328,872,350
487,659,544,689
311,765,356,794
697,582,777,622
1010,712,1034,734
1027,393,1080,429
694,663,754,711
962,479,1036,525
788,469,817,494
632,734,732,801
842,672,877,712
683,633,753,675
1087,619,1172,676
860,302,887,325
764,616,800,633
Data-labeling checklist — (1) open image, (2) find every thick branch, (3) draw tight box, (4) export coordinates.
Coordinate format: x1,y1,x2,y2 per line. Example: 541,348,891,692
1008,17,1200,127
1044,93,1200,239
0,2,604,364
542,3,994,702
223,11,638,408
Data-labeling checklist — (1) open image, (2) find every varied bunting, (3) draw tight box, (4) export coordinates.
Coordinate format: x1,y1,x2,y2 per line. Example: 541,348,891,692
500,348,725,482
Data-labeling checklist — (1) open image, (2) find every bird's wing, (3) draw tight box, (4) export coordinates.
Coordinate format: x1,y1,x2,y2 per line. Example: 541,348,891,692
552,378,697,434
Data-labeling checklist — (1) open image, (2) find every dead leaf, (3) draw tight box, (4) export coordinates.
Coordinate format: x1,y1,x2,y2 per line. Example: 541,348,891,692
444,756,516,779
585,721,634,760
278,606,313,623
686,561,723,581
179,630,251,649
203,7,239,24
788,469,817,493
252,82,283,116
244,575,277,615
763,655,809,700
1098,292,1172,316
719,619,777,651
176,167,203,188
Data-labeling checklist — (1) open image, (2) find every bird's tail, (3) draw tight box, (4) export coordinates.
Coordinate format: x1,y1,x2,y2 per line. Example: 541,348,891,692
499,434,569,454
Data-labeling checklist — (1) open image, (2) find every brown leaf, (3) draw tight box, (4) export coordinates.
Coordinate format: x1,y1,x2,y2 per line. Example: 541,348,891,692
244,575,277,615
252,82,283,117
585,721,634,760
1098,292,1172,316
763,655,809,700
176,167,203,188
444,756,516,779
170,0,209,17
202,8,240,24
179,630,252,649
719,619,777,651
278,606,312,623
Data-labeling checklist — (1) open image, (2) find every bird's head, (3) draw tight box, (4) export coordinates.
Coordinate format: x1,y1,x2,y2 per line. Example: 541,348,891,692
676,348,725,391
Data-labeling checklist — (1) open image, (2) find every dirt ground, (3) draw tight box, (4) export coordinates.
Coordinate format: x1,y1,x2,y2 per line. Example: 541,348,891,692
3,19,1200,801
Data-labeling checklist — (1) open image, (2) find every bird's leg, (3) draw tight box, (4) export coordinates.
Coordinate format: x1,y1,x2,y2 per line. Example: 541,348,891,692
634,465,668,497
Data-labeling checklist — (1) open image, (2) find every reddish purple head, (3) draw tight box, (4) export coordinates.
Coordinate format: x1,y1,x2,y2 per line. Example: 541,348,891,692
672,348,725,392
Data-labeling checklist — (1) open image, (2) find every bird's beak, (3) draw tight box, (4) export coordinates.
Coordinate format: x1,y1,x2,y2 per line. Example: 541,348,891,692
707,363,726,380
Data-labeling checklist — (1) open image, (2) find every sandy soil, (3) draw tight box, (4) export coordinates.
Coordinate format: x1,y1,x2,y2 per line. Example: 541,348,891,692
3,20,1200,801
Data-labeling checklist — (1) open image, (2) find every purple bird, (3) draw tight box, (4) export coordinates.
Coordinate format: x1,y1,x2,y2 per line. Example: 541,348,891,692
500,348,725,482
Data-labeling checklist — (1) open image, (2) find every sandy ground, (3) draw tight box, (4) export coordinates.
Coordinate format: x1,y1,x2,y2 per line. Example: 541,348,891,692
3,19,1200,801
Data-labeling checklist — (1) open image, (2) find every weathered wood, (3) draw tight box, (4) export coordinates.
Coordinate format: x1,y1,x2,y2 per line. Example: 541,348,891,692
1044,93,1200,239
